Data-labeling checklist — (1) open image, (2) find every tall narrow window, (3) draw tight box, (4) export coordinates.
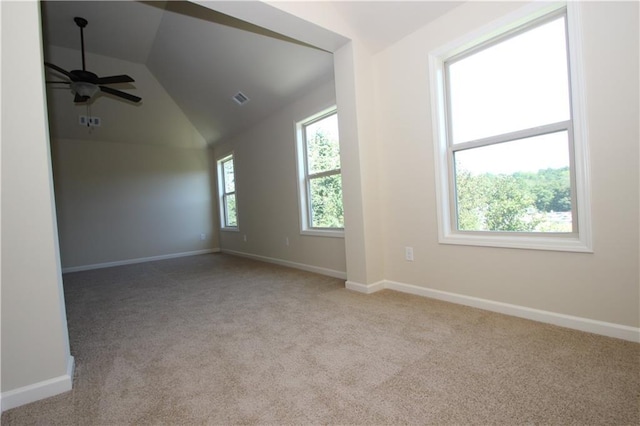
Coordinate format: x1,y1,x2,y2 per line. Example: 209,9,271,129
430,3,591,251
296,107,344,236
217,154,238,230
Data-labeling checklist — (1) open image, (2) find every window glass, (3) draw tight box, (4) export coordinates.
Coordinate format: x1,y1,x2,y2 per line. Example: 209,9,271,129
429,3,592,251
444,12,575,235
454,131,571,232
305,114,341,175
223,160,235,193
296,108,344,235
309,174,343,228
448,16,570,144
217,154,238,229
224,193,237,227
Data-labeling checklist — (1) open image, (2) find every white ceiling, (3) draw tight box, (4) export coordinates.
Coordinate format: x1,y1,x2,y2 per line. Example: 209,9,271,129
330,1,464,53
40,1,462,145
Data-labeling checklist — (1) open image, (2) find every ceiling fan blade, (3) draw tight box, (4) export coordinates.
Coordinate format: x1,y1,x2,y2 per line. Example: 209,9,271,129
44,62,75,79
99,86,141,103
95,74,135,85
46,81,71,84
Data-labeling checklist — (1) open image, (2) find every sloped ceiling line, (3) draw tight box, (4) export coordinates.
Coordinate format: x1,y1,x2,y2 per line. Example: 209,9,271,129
41,1,464,146
42,0,335,146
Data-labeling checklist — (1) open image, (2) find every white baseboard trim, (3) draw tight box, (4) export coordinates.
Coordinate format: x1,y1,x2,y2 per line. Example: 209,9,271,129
350,279,639,343
1,356,75,412
222,249,347,280
62,248,221,273
345,280,385,294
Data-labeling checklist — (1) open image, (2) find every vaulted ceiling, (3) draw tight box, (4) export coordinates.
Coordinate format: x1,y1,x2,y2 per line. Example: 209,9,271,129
40,1,462,145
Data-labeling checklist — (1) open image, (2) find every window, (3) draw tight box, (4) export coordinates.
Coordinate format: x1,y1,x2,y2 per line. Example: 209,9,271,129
217,154,238,230
429,2,591,252
296,107,344,236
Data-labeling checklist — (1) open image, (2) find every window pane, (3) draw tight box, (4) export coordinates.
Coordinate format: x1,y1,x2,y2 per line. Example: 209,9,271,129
448,16,570,144
225,194,237,227
454,132,572,232
309,174,343,228
223,160,235,193
306,114,340,174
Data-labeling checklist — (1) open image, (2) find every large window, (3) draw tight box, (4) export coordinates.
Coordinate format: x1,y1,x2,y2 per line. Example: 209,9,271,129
429,3,591,251
217,154,238,230
296,107,344,236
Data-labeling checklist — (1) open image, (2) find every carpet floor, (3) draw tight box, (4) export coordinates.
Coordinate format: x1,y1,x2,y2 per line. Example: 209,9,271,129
2,253,639,425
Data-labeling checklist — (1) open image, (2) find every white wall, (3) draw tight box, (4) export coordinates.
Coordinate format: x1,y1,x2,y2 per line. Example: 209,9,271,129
45,47,217,270
1,0,73,408
374,1,639,328
214,80,346,277
336,40,385,286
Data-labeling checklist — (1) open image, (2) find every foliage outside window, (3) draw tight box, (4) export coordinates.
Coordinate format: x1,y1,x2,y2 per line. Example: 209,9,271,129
429,3,592,252
217,154,238,230
296,108,344,236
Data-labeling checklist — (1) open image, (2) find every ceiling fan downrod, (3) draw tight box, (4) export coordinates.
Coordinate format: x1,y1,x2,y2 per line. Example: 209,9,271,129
74,17,88,71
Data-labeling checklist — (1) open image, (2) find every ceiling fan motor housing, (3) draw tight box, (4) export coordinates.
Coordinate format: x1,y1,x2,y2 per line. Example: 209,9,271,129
70,70,99,83
74,17,88,28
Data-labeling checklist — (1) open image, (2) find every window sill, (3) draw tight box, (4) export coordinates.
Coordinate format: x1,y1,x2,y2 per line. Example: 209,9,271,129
221,227,239,232
301,229,344,238
440,231,592,253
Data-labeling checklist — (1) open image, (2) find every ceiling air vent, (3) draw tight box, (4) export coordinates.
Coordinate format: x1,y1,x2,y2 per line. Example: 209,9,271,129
232,91,250,106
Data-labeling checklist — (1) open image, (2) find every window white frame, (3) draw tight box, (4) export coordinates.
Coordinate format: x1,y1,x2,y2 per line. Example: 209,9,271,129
216,153,239,231
295,106,344,237
429,1,592,252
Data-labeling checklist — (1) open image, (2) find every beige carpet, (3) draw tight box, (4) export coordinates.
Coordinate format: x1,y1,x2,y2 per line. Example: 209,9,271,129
2,253,639,425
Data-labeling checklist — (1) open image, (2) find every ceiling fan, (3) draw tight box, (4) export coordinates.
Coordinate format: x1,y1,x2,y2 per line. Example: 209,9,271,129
44,17,141,104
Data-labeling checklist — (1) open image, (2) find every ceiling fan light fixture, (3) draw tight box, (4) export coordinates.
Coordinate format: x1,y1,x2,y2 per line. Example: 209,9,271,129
70,81,99,98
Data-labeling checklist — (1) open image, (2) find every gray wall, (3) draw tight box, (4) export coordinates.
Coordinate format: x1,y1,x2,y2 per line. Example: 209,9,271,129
51,139,216,269
214,80,347,277
45,46,216,269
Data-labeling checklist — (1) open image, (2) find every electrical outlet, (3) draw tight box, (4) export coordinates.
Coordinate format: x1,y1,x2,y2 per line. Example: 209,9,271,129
405,247,414,261
285,237,289,246
243,234,247,242
200,233,206,241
